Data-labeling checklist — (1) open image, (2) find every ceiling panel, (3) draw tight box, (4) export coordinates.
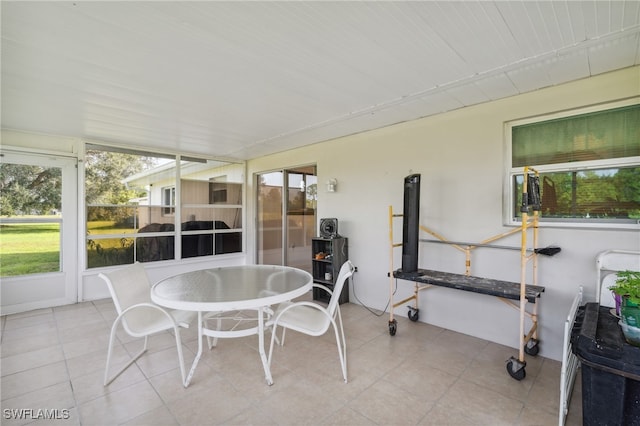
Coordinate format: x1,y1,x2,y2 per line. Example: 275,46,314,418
547,49,591,85
1,1,639,160
507,62,555,93
588,32,640,74
473,74,520,101
445,83,491,107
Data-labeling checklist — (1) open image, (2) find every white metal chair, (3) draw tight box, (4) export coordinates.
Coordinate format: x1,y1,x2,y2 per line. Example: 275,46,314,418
99,262,196,387
267,260,355,383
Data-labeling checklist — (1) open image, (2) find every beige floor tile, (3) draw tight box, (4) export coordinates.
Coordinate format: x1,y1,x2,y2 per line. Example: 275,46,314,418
1,382,75,426
319,406,377,425
1,320,58,343
66,344,130,380
382,355,459,402
418,403,478,425
1,361,70,401
166,379,252,424
148,361,224,404
134,345,193,380
0,301,584,426
433,328,490,355
77,380,165,425
1,332,61,358
463,353,535,402
3,310,55,330
404,341,474,377
516,405,560,426
256,379,345,425
58,320,110,345
55,312,107,331
222,405,279,425
62,335,111,360
1,344,66,377
71,361,147,405
349,378,434,425
524,359,562,416
120,405,179,426
438,379,524,425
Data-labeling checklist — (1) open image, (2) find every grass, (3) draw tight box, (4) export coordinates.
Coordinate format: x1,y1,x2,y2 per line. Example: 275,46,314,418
0,223,60,276
0,220,138,276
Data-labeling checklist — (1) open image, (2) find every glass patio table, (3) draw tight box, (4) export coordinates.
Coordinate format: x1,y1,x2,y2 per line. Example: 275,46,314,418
151,264,313,386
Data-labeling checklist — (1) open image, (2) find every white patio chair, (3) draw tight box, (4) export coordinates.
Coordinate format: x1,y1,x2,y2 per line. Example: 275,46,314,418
99,262,196,387
267,260,355,383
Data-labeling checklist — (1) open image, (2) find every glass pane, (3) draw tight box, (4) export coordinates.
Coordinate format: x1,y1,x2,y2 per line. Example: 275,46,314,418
180,218,242,257
180,208,242,229
137,206,175,229
85,146,174,267
180,160,244,258
257,171,283,265
87,205,138,233
86,147,244,266
513,166,640,222
209,182,243,205
513,104,640,167
0,163,62,277
87,237,135,268
137,235,175,262
0,222,60,277
287,168,316,272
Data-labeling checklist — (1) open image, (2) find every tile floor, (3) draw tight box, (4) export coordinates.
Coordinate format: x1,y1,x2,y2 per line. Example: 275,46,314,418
1,296,583,425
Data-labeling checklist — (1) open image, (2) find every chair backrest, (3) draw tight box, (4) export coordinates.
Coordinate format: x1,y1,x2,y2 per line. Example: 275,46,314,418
99,262,152,315
327,260,355,316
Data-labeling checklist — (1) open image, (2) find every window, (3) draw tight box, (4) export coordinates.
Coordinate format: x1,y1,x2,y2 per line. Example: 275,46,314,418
162,186,175,215
505,100,640,228
180,161,243,258
85,145,244,268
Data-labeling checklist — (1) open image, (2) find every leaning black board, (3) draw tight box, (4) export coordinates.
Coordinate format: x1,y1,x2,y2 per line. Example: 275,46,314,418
393,269,545,303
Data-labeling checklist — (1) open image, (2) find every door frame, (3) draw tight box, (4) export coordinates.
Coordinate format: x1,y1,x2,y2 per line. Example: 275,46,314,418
255,165,316,268
0,150,78,314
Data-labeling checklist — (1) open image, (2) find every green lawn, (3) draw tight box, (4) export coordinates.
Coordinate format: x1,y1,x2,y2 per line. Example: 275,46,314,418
0,221,137,276
0,223,60,276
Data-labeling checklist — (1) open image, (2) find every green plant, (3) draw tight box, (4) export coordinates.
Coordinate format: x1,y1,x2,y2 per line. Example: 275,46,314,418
610,270,640,304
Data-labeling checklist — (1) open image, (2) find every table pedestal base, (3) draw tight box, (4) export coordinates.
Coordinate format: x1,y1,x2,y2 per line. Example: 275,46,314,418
184,309,274,387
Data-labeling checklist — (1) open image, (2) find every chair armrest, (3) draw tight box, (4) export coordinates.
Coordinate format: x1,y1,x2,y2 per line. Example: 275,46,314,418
117,302,184,333
271,300,329,324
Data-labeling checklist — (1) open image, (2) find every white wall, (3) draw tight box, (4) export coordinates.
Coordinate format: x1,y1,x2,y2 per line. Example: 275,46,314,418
247,66,640,361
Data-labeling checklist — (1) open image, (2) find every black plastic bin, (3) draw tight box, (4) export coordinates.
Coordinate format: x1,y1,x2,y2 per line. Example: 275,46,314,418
571,303,640,426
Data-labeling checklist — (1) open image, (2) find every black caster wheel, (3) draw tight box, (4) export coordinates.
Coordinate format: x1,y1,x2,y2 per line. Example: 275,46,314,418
388,319,397,336
524,338,539,356
506,357,526,381
408,307,419,322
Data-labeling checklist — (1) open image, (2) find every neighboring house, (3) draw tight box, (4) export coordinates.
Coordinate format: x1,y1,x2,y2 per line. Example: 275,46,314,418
87,159,247,263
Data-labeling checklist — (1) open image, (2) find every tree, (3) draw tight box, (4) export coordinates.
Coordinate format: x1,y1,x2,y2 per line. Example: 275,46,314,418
85,150,154,205
0,164,61,216
85,150,158,222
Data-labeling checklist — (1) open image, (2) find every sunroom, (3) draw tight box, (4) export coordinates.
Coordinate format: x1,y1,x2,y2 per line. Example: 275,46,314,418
1,2,639,425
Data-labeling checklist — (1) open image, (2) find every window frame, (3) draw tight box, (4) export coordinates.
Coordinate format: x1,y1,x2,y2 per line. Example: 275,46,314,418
503,98,640,230
84,145,245,268
161,186,176,216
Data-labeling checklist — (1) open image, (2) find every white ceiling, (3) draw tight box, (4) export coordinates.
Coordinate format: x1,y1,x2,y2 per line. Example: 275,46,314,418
2,1,639,161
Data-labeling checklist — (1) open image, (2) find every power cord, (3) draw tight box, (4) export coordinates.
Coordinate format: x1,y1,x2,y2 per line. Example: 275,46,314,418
350,271,396,317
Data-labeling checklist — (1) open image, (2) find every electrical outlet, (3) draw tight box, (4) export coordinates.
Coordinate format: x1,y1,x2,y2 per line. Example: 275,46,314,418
354,266,358,272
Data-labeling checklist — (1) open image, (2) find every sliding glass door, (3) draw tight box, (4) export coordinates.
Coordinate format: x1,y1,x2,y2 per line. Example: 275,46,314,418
256,166,316,271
